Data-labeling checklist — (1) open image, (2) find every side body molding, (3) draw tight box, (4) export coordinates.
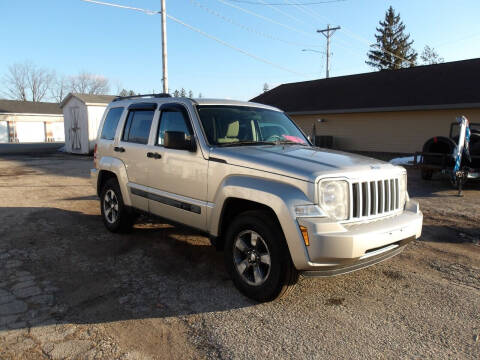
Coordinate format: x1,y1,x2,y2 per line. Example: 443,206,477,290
208,175,313,269
97,156,132,206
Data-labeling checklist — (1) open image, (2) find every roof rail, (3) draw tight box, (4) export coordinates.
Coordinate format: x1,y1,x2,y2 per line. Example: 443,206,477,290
112,93,172,102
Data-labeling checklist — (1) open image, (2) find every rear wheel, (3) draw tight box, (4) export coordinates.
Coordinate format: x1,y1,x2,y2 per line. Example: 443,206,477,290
224,210,298,302
100,178,134,232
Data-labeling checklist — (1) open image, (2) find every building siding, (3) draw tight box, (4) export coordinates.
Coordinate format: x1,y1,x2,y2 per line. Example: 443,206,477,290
0,113,64,143
292,108,480,153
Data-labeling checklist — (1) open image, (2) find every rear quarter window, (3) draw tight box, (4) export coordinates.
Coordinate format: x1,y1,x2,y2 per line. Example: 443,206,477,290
101,107,124,140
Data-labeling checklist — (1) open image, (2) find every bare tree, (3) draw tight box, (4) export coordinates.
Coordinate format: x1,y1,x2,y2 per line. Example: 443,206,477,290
420,45,444,65
69,72,110,95
2,63,28,101
2,62,53,102
50,74,70,103
28,66,54,102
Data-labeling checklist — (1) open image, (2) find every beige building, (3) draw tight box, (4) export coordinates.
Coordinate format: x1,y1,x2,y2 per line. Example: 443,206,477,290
252,58,480,154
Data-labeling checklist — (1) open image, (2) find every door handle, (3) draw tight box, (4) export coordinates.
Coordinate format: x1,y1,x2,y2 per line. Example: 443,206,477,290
114,146,125,153
147,152,162,159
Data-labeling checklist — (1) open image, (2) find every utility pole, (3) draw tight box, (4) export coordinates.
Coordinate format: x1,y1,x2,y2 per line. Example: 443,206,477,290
161,0,168,93
317,25,340,78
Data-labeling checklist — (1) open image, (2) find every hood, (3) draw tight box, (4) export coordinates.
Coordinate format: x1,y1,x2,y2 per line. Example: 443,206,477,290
210,145,399,182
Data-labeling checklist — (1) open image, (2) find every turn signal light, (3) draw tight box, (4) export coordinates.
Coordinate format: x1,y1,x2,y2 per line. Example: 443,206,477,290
300,225,310,246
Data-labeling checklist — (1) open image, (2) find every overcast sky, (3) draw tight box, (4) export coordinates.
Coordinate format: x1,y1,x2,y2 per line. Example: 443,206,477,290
1,0,479,101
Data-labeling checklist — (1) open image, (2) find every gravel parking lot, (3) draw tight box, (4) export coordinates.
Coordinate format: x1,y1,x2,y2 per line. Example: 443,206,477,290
0,153,479,359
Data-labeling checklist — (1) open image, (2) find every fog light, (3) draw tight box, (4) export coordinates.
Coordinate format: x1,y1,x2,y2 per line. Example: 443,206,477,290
300,225,310,246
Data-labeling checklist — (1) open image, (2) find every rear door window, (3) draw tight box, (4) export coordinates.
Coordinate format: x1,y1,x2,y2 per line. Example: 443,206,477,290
122,110,155,144
101,107,124,140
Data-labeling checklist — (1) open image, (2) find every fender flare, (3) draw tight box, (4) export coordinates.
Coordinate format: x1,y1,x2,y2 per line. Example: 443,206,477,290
97,156,132,206
208,175,313,269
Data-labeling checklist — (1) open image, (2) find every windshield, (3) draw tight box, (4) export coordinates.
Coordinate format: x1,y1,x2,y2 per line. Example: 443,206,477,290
196,105,310,146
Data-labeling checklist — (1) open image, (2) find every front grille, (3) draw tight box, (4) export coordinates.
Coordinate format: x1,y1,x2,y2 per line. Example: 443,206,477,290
350,177,400,220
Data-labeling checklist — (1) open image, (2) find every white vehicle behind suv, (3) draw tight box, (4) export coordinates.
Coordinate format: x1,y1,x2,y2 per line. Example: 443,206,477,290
91,94,423,302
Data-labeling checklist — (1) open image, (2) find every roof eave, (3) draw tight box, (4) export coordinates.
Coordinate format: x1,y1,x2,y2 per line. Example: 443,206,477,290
84,102,111,106
287,102,480,115
0,112,63,117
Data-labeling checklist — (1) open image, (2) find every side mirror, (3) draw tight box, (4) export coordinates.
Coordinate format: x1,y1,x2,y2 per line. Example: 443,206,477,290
164,131,196,152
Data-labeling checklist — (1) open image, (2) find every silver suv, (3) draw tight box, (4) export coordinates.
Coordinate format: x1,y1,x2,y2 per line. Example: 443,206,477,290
91,94,423,302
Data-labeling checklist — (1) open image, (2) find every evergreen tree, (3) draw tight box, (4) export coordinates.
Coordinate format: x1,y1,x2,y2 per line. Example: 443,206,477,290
173,89,180,97
188,90,193,98
198,92,203,98
180,88,186,97
366,6,417,70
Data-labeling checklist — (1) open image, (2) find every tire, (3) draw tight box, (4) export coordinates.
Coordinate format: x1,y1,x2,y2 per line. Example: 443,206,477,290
224,210,298,302
421,168,433,180
100,178,134,233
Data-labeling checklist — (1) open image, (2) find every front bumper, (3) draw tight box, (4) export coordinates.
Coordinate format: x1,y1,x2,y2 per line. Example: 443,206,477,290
296,200,423,274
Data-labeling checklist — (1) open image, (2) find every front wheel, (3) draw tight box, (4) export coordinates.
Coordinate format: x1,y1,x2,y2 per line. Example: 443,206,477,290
224,210,298,302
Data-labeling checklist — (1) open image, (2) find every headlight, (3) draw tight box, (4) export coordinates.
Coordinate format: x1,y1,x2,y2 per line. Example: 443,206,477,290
294,204,326,218
319,180,349,220
399,173,407,208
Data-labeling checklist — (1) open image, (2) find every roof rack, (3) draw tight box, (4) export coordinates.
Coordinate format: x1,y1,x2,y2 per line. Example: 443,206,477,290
112,93,172,102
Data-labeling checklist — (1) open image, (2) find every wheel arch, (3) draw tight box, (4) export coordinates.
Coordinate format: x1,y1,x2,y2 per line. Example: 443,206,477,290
208,175,312,269
217,198,280,245
96,156,132,206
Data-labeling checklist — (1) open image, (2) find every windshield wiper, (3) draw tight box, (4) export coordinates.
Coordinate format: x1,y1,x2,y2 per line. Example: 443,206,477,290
273,140,309,146
217,141,276,147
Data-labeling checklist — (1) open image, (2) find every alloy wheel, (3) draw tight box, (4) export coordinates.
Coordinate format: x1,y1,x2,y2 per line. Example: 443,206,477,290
233,230,271,286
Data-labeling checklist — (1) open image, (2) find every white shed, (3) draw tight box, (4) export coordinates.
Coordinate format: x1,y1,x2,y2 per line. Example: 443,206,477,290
60,93,115,154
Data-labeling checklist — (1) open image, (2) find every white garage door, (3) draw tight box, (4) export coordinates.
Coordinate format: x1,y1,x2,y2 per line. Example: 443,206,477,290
50,122,65,142
0,121,8,143
15,122,45,143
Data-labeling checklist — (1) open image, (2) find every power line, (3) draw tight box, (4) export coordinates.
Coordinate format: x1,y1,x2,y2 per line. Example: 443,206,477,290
167,14,308,76
81,0,307,77
215,0,317,39
189,0,318,48
256,0,313,27
81,0,158,15
229,0,347,5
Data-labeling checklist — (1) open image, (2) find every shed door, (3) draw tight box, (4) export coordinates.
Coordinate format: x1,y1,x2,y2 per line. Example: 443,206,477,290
68,107,83,151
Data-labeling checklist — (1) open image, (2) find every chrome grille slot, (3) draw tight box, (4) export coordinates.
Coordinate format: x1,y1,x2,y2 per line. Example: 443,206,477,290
350,176,402,221
362,182,369,217
370,181,377,215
